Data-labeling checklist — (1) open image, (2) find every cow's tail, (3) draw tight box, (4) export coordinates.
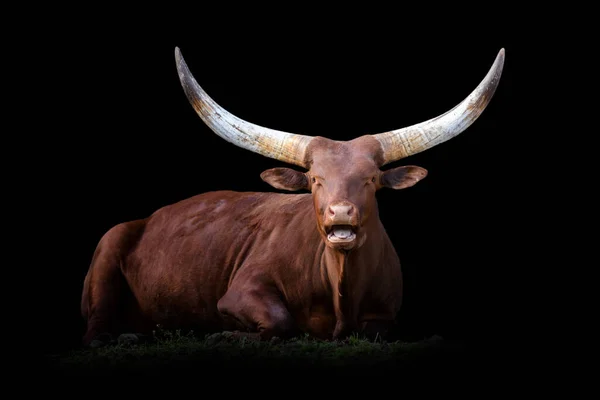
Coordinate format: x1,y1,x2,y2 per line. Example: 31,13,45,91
80,220,146,345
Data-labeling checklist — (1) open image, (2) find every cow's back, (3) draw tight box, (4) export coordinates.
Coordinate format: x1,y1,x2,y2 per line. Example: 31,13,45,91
123,190,315,329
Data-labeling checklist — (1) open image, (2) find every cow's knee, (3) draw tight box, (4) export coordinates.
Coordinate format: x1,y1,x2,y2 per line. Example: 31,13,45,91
256,303,295,340
217,289,296,340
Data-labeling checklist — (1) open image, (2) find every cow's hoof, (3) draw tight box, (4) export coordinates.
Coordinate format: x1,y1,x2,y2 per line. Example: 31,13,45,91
89,339,106,348
87,333,113,348
117,333,140,346
205,332,226,346
270,336,281,344
230,330,261,341
205,331,263,345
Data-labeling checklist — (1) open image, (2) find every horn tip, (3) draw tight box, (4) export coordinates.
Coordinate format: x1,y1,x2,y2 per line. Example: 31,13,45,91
492,48,505,71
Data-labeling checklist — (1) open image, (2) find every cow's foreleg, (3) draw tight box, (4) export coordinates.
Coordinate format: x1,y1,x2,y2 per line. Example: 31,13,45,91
217,285,296,340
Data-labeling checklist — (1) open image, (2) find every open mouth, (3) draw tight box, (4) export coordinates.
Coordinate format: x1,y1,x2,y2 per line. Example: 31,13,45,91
326,225,357,243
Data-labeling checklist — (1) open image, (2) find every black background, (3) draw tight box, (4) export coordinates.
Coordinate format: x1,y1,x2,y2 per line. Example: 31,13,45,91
26,9,527,360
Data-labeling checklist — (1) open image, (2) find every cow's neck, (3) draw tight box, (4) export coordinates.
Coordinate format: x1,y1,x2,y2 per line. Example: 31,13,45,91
321,216,383,339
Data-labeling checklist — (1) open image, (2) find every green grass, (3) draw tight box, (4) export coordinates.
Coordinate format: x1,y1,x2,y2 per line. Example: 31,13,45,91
45,330,462,377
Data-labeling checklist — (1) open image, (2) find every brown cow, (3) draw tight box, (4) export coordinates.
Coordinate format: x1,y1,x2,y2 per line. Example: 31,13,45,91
81,47,505,347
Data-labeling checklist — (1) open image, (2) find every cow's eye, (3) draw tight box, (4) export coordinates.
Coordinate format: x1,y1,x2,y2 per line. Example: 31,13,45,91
371,177,376,183
312,177,316,183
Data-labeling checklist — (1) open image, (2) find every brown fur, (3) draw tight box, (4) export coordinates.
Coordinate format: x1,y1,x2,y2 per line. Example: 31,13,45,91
81,135,427,345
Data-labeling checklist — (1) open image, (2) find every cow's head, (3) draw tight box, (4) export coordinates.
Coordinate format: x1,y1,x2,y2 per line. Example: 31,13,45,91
256,136,428,251
175,47,504,251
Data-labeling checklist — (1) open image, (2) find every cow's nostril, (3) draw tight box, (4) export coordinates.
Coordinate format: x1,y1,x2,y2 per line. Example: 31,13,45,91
328,204,354,218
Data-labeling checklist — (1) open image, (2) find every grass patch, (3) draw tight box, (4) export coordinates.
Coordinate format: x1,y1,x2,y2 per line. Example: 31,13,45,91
44,330,464,378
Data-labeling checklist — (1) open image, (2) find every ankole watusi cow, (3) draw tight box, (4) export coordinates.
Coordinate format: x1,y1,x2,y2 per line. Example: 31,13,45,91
81,47,505,347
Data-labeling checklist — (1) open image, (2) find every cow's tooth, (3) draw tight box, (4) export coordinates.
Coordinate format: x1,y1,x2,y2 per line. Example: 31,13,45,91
333,227,352,238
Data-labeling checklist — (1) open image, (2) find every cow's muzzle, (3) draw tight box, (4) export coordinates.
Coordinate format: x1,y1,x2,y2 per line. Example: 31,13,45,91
326,225,357,244
324,203,360,246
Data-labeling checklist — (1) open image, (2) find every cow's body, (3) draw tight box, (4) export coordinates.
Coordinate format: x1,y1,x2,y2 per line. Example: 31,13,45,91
80,47,504,347
81,190,401,344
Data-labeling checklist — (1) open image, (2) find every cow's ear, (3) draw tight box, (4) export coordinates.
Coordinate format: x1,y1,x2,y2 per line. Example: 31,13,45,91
261,168,309,191
380,166,428,189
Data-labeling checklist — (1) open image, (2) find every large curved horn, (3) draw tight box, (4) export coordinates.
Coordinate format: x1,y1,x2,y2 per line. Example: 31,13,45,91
175,47,313,168
372,48,505,165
